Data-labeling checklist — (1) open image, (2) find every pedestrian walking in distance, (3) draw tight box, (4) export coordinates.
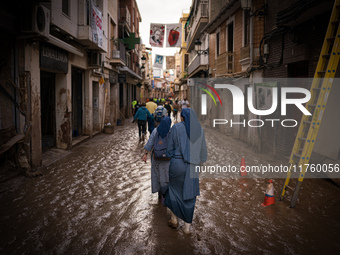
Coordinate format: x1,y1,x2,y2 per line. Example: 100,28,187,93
164,99,172,118
146,98,157,135
133,103,153,142
134,101,141,116
143,117,172,203
172,100,180,122
164,108,207,234
153,102,167,128
179,97,189,110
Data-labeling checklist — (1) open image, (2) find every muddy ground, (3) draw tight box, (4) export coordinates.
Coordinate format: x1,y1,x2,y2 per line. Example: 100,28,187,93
0,119,339,254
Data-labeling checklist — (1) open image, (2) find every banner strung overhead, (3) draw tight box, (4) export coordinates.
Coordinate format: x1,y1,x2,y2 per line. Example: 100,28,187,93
150,23,165,48
166,23,182,47
91,1,103,47
166,56,175,70
153,68,162,78
154,55,164,68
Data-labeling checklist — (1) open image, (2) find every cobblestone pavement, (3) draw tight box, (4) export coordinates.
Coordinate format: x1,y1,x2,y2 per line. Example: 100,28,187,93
0,118,339,254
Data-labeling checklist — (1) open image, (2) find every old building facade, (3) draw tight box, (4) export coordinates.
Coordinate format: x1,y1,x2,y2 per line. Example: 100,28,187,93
182,0,338,160
0,0,143,170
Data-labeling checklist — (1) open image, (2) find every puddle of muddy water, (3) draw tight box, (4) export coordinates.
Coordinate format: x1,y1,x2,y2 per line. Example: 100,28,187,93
0,121,339,254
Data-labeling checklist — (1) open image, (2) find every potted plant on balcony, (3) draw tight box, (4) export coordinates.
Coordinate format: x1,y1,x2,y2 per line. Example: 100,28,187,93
110,36,118,45
111,36,122,59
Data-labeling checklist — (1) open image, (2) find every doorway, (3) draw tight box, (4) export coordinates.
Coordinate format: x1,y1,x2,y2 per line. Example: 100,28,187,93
72,68,83,137
110,83,117,124
93,81,100,131
227,22,234,52
40,71,56,151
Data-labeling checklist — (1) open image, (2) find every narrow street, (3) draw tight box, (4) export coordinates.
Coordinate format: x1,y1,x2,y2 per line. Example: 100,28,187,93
0,119,339,254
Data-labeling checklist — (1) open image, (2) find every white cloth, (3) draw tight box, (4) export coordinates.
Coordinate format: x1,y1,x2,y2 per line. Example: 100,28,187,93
180,100,189,109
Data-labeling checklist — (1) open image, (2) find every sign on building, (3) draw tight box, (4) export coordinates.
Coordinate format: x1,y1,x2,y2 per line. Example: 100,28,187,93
109,70,117,83
91,2,103,47
118,74,126,83
40,43,68,73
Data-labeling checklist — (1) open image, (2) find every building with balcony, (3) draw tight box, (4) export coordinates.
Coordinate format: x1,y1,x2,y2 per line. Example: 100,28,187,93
140,45,152,102
185,0,210,79
185,0,209,53
185,0,265,147
117,0,143,118
16,0,112,168
0,0,143,172
203,0,264,78
176,12,190,100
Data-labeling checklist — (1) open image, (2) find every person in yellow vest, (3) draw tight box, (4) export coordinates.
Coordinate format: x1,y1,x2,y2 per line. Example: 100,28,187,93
132,100,137,114
146,98,157,114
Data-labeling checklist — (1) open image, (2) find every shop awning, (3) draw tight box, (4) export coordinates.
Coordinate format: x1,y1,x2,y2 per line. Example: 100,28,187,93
48,35,84,57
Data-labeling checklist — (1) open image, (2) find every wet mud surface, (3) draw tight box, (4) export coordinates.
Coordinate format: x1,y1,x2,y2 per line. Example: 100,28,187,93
0,119,339,254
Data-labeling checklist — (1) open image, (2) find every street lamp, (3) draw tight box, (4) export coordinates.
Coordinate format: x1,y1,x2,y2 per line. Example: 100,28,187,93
240,0,251,10
194,39,209,55
141,55,146,65
141,55,146,71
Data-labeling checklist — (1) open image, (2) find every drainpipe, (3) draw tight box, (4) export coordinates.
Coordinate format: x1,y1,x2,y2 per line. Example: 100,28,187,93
250,9,261,150
250,15,254,67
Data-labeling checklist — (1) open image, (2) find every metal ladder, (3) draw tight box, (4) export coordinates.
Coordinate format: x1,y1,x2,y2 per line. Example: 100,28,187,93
279,0,340,207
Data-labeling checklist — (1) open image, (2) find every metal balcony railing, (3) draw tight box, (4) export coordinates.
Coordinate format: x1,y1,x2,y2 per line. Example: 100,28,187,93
188,55,200,75
186,2,209,48
227,51,234,73
119,6,131,28
126,51,131,69
215,51,234,76
111,40,126,63
240,44,250,60
188,53,209,75
200,1,209,16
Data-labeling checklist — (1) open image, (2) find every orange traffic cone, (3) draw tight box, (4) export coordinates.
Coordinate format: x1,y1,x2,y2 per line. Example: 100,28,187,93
240,156,247,176
261,179,275,206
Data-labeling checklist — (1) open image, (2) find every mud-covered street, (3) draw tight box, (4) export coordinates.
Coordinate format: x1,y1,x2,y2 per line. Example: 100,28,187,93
0,119,340,255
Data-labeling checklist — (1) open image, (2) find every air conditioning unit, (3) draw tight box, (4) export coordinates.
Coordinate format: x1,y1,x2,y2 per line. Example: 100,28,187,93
88,51,102,67
21,3,50,38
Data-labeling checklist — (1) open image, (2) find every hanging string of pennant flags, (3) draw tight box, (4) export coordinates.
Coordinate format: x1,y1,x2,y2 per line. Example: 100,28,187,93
150,23,182,48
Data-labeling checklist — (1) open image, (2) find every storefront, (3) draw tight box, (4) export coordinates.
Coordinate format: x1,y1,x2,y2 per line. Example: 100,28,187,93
40,43,68,151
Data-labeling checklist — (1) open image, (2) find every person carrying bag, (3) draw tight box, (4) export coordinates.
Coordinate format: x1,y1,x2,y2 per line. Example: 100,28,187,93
143,117,172,203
